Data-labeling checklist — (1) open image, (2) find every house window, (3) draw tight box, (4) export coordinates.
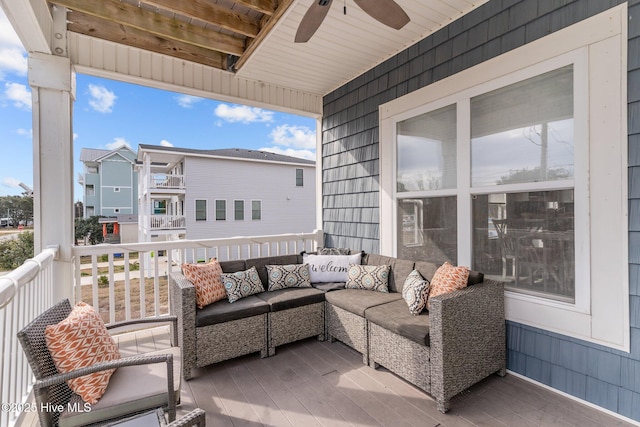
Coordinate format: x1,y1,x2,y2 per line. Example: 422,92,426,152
86,185,94,197
215,200,226,221
252,200,261,220
379,8,628,350
296,168,304,186
394,65,576,303
195,200,206,221
234,200,244,221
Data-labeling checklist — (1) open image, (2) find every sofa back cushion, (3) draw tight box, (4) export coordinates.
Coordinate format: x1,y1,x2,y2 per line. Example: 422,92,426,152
365,254,415,293
219,260,247,273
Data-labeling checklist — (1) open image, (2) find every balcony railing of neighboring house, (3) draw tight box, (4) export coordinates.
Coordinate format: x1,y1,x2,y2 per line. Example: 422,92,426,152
0,246,58,427
149,215,186,231
150,174,185,190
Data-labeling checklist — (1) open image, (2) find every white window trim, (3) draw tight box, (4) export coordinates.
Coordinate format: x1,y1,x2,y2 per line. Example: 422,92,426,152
379,5,629,351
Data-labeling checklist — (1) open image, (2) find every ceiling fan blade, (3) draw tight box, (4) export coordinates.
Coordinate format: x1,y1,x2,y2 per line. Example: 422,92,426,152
353,0,410,30
295,0,333,43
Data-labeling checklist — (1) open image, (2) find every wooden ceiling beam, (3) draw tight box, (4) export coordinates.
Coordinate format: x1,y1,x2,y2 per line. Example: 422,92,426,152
50,0,246,56
233,0,277,16
142,0,260,39
67,11,227,70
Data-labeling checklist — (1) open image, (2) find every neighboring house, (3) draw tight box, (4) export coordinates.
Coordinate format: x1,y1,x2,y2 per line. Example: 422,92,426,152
78,146,139,218
136,144,316,247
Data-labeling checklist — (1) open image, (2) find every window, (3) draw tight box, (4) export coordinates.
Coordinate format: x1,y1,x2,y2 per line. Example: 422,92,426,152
296,168,304,186
234,200,244,220
86,185,94,197
393,65,577,302
379,6,628,350
215,200,226,221
252,200,261,220
195,200,206,221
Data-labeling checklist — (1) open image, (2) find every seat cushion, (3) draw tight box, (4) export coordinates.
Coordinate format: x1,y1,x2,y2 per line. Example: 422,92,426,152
256,288,325,311
311,281,346,292
195,295,269,327
325,289,402,317
365,299,430,346
59,347,182,427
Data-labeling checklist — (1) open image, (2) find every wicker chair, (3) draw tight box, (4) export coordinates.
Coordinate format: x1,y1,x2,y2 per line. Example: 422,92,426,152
17,299,181,427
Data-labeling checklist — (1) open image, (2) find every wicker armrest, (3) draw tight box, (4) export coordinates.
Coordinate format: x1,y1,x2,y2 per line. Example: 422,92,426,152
107,316,179,347
169,272,197,380
428,279,505,403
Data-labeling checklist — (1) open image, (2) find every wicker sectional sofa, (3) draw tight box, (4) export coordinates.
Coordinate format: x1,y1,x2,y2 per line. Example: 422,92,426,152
169,252,505,413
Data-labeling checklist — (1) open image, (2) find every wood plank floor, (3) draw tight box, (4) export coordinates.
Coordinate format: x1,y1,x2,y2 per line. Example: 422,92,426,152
176,338,637,427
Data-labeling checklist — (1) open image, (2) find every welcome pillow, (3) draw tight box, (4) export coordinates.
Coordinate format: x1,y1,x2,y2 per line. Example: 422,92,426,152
303,253,362,282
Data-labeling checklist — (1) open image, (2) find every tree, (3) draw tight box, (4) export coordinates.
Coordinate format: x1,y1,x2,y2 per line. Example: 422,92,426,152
75,216,105,245
0,195,34,226
0,231,34,270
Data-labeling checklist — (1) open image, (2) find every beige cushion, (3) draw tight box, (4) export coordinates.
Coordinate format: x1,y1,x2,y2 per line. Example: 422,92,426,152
45,302,121,405
59,347,181,427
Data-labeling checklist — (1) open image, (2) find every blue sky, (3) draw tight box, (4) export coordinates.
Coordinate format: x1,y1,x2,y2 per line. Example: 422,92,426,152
0,10,317,200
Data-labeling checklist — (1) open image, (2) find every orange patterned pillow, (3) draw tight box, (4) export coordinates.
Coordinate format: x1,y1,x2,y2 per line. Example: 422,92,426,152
45,302,121,404
427,262,469,309
182,258,226,309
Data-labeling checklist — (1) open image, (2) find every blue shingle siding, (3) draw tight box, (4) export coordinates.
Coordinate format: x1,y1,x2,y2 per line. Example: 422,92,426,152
321,0,640,420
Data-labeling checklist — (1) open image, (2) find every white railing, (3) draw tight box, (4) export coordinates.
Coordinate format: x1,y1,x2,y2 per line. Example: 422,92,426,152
150,174,184,190
149,215,186,231
72,231,323,324
0,246,58,427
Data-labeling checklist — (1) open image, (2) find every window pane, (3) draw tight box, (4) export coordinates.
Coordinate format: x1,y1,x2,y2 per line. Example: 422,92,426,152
397,196,457,264
397,104,456,192
215,200,226,221
235,200,244,220
195,200,206,221
252,200,261,220
296,169,304,186
472,190,575,302
471,66,574,187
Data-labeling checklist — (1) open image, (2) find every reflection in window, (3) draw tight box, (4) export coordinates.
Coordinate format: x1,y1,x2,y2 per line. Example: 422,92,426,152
471,66,574,187
472,190,575,302
397,196,457,264
397,104,456,191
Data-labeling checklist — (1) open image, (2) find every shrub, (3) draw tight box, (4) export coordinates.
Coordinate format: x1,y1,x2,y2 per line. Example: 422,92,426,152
0,231,34,270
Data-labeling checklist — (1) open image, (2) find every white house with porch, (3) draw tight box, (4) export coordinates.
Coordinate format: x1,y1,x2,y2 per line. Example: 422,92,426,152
2,0,640,425
136,144,316,246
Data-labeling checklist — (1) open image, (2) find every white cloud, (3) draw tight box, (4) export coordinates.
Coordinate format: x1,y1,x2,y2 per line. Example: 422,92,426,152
88,84,116,113
269,124,315,150
4,82,30,110
106,137,130,150
0,10,27,79
214,104,274,124
2,177,21,188
259,146,316,161
176,94,202,108
16,128,31,138
160,139,174,147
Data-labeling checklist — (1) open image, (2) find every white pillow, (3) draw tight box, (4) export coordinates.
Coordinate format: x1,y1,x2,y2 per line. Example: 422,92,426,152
303,253,362,282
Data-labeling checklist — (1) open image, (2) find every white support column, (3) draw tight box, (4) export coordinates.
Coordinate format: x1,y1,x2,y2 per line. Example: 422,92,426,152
29,52,76,303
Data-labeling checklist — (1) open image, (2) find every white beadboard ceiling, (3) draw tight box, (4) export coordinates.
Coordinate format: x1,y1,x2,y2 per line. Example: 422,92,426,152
238,0,489,96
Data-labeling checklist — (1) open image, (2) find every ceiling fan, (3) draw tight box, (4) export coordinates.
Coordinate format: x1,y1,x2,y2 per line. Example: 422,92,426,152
295,0,410,43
